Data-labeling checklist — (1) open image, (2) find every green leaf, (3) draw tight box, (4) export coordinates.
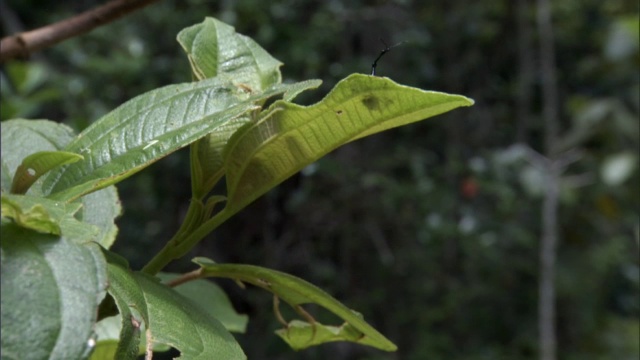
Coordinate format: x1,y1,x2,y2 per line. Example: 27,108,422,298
102,250,147,360
223,73,474,212
1,194,100,241
158,273,249,333
0,226,107,360
193,257,397,352
137,272,246,359
90,315,171,360
90,315,122,360
39,77,258,202
103,250,245,359
77,186,122,249
1,120,120,247
190,80,321,199
275,319,390,351
190,116,252,199
1,195,62,235
10,150,83,194
177,17,282,90
1,119,77,194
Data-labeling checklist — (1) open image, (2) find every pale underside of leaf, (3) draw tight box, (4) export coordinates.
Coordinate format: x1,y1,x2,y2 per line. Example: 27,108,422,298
224,73,474,212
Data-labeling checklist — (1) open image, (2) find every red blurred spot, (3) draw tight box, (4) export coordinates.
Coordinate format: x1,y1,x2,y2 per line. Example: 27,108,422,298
461,177,479,199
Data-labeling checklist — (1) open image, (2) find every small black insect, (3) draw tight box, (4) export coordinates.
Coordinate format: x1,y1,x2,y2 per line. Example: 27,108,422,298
370,39,405,76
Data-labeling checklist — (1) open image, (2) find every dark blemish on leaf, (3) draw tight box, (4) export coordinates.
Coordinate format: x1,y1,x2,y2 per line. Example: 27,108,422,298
336,110,343,115
362,95,380,110
236,83,253,94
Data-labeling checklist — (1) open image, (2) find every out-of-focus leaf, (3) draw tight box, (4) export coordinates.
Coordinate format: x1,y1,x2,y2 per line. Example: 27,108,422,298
601,152,638,186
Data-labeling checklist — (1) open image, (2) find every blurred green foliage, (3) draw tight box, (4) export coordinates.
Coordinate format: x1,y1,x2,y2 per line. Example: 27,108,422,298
1,0,638,359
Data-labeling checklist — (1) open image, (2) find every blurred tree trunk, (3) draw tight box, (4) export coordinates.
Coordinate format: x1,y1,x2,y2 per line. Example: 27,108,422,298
536,0,560,359
516,0,534,143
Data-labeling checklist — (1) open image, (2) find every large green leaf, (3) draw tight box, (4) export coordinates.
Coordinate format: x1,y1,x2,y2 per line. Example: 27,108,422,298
193,257,397,352
103,250,245,359
178,17,282,90
223,73,474,212
0,226,107,360
40,77,258,202
0,119,76,194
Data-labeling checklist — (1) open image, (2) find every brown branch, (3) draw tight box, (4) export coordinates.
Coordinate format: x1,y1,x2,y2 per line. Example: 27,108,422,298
164,269,203,288
0,0,160,63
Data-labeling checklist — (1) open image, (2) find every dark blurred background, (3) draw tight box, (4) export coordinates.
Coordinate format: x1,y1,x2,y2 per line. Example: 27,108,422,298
2,1,638,359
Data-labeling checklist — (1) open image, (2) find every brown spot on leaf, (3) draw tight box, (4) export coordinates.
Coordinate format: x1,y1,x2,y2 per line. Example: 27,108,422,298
361,95,380,110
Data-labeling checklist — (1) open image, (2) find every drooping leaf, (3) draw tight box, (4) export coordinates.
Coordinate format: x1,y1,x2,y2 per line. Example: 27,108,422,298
0,227,107,360
223,73,474,213
158,273,249,333
193,257,397,352
177,17,282,90
275,319,390,351
10,150,83,194
103,250,245,359
1,119,76,194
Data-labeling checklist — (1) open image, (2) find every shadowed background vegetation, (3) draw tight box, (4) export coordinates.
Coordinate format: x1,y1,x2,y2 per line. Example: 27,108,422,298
1,0,638,359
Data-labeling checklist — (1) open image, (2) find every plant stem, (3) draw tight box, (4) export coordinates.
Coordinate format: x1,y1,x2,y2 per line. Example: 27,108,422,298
141,207,234,275
165,269,203,287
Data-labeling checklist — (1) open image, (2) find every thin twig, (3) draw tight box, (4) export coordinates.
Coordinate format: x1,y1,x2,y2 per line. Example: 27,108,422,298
164,269,203,288
0,0,160,62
